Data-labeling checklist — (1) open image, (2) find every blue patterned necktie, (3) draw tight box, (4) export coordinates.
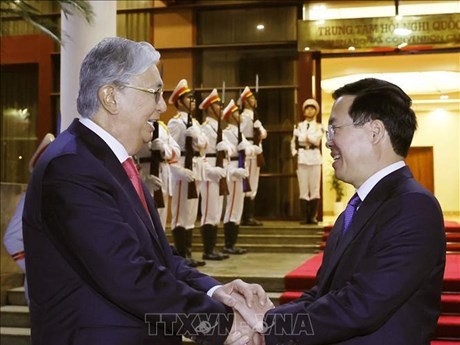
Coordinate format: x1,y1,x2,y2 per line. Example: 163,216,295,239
342,193,362,236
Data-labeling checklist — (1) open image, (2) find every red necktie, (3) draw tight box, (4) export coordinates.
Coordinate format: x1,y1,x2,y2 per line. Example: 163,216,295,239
122,157,149,214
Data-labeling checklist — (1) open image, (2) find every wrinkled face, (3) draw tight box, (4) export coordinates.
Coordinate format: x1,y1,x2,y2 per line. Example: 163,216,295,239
326,95,374,188
116,64,166,155
303,106,318,120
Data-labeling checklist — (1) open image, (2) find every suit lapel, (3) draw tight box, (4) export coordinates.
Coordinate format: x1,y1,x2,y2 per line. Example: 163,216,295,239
319,166,412,289
72,120,163,247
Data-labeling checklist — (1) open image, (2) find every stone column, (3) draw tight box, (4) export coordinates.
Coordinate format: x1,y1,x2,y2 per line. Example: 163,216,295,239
59,1,117,133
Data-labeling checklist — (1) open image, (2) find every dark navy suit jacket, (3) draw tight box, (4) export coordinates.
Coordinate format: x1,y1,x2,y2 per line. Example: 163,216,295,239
264,166,446,345
23,119,232,345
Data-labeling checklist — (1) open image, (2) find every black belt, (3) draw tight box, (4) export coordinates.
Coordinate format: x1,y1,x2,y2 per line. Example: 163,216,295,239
246,137,253,140
181,151,200,157
205,153,217,158
230,157,239,161
138,157,165,163
299,145,318,150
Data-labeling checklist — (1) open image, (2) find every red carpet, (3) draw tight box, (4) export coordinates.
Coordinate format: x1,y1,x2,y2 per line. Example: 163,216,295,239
281,221,460,343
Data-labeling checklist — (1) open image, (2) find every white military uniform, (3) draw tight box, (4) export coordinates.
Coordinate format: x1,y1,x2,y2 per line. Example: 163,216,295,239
223,123,252,224
291,119,324,200
4,193,27,272
240,107,267,199
221,100,252,254
3,133,55,304
168,112,208,230
200,116,232,226
137,121,180,229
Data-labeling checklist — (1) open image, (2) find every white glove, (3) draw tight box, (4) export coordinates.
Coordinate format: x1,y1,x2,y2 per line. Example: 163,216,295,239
149,138,164,152
291,149,298,157
251,145,263,155
207,166,226,181
237,142,248,152
144,174,163,192
186,126,200,139
253,120,262,129
293,128,300,137
216,141,231,153
232,168,249,179
170,164,195,182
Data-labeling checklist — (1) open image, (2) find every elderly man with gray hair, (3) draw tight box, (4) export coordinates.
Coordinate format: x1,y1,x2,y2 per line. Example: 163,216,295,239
23,37,273,345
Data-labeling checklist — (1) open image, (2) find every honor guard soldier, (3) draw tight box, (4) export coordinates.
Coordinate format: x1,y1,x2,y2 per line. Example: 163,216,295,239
168,79,208,267
291,98,324,224
199,89,234,260
136,121,180,229
221,100,257,254
3,133,55,304
238,86,267,226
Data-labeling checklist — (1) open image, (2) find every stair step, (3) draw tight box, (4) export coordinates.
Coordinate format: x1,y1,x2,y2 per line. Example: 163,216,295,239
434,315,460,339
190,244,320,254
7,287,27,306
0,327,30,345
171,234,323,245
0,306,30,327
441,294,460,314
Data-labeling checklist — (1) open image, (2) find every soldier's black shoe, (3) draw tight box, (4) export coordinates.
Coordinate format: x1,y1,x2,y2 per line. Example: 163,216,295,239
223,246,247,255
241,218,263,226
186,258,206,267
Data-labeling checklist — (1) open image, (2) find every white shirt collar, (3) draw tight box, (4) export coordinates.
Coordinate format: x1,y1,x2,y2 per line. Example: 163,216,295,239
79,117,130,163
356,161,406,201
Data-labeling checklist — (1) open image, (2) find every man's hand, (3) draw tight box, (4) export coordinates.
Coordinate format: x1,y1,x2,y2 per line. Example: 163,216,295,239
149,138,165,152
170,164,195,182
144,174,163,191
186,126,200,139
207,166,226,181
232,168,249,180
213,279,273,315
217,141,233,154
224,310,252,345
231,290,274,333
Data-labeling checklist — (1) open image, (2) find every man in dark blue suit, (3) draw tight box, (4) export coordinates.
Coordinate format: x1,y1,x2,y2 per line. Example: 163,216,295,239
259,78,446,344
22,37,272,345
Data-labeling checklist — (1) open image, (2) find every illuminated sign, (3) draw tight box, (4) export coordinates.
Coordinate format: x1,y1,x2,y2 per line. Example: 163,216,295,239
298,13,460,51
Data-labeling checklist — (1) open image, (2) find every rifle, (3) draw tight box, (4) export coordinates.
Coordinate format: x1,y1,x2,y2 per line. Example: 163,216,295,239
294,123,300,152
185,110,198,199
238,112,251,193
252,105,265,167
253,75,265,167
150,121,165,208
216,104,229,196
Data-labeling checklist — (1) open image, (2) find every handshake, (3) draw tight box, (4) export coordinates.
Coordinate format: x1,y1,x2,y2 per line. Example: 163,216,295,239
213,279,274,345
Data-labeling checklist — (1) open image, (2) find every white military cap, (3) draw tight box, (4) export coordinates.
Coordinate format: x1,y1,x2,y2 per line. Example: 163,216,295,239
199,88,221,110
236,86,254,107
302,98,320,112
168,79,192,105
222,99,239,120
29,133,55,172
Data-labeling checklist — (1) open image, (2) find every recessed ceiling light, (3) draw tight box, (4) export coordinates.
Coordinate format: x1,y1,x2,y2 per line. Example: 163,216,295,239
304,47,310,51
256,24,265,30
348,46,356,51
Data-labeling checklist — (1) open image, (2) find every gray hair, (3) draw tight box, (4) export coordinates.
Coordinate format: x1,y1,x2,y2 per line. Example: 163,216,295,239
77,37,161,118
